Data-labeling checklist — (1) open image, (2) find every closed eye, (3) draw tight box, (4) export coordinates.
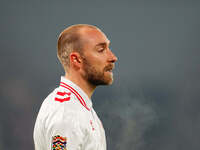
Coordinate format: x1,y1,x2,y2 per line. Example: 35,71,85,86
98,48,105,52
95,42,107,52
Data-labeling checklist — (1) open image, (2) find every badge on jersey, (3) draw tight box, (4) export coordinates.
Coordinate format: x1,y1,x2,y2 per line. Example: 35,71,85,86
52,135,67,150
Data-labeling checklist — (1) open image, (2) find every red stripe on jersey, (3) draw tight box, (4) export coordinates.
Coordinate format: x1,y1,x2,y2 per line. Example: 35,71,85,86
55,97,70,102
60,84,90,111
57,91,66,96
60,82,87,107
60,82,90,111
57,91,71,96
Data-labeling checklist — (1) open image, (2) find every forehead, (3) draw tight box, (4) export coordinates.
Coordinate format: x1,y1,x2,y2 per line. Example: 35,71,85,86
79,28,110,47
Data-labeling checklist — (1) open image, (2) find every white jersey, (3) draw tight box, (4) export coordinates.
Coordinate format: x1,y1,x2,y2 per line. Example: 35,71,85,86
34,76,106,150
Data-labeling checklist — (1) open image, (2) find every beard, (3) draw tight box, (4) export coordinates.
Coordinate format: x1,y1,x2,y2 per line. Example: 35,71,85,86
81,57,114,86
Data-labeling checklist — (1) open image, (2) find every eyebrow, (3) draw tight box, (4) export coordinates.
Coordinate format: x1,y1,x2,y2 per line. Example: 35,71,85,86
95,41,110,48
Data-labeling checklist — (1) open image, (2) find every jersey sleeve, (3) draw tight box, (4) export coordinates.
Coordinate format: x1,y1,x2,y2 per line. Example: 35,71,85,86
46,109,86,150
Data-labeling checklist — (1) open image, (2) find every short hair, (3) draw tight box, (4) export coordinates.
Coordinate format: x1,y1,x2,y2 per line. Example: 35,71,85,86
57,24,98,72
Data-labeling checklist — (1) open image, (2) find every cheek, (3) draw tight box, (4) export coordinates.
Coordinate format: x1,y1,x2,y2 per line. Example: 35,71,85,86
84,53,107,68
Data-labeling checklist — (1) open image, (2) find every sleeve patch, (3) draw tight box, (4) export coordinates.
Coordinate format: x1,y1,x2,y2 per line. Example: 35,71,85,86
52,135,67,150
55,91,71,103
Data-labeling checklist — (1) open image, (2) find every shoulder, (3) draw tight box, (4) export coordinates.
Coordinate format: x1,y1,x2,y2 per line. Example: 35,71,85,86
38,86,88,124
40,86,79,112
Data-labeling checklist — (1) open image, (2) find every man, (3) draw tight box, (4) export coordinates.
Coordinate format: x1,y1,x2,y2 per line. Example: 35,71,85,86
33,24,118,150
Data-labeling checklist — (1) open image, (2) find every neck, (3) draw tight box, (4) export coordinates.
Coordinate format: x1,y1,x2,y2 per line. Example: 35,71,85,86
64,72,96,99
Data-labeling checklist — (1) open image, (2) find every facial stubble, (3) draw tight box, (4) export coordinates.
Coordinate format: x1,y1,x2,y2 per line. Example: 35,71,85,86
81,57,114,86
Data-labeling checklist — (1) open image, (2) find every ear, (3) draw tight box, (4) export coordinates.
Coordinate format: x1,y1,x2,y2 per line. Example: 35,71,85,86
69,52,82,69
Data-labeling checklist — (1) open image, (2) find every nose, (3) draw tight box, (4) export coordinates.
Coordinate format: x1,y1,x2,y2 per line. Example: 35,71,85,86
108,49,118,63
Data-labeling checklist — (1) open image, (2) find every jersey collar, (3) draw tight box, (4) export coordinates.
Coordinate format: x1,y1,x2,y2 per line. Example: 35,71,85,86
60,76,93,111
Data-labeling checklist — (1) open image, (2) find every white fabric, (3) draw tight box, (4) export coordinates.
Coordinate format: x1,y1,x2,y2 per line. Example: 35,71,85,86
33,76,106,150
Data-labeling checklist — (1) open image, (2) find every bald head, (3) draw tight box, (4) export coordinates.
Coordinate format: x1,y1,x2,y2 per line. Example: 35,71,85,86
57,24,99,71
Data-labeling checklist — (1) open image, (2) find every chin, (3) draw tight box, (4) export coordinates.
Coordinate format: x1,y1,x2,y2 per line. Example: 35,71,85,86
86,71,114,86
103,76,114,85
108,79,114,85
106,81,113,85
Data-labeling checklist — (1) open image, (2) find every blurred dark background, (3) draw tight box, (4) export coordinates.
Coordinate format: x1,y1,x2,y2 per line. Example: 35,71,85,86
1,0,200,150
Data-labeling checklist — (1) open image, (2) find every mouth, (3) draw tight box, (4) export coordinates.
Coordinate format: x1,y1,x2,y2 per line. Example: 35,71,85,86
104,64,115,73
106,68,113,73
